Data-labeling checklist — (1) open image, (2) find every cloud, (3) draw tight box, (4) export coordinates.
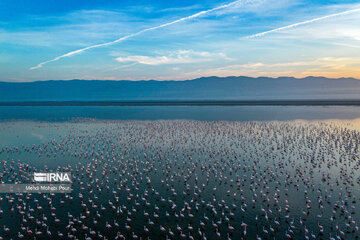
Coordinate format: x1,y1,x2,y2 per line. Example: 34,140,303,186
214,0,299,16
331,42,360,49
0,9,139,48
115,50,228,65
245,7,360,38
30,0,246,70
157,5,202,13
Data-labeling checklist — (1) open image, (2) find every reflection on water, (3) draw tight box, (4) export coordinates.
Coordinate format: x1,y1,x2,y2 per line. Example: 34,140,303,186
0,119,360,239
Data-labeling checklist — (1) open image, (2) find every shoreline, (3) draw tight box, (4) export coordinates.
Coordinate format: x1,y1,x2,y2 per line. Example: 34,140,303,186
1,100,360,106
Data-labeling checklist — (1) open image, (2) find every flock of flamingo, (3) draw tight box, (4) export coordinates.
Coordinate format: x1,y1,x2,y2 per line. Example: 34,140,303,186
0,119,359,239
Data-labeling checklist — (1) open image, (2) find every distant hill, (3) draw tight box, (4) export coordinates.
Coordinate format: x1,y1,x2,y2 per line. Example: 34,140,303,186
0,76,359,101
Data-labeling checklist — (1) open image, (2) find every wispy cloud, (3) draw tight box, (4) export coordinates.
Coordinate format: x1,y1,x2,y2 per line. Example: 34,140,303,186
331,42,360,49
0,10,137,48
245,7,360,38
115,50,228,65
157,5,202,13
30,0,246,70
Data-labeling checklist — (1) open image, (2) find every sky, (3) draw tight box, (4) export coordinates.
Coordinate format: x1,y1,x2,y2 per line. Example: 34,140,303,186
1,0,360,82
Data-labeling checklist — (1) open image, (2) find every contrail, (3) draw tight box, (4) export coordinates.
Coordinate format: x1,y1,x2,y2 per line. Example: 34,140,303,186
30,0,246,70
245,8,360,39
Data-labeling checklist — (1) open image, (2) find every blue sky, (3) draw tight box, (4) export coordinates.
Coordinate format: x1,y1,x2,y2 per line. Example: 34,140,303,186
1,0,360,81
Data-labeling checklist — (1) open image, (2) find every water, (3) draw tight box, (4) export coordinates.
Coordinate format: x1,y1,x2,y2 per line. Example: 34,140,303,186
0,105,360,121
0,106,360,239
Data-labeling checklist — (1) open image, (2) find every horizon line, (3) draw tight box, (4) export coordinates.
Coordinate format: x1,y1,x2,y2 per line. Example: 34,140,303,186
1,99,360,106
1,75,360,83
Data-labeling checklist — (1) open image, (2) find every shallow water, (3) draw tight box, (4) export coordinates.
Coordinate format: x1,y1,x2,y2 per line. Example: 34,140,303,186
0,105,360,121
0,107,360,239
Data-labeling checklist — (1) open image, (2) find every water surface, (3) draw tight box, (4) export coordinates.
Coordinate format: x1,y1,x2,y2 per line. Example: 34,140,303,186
0,107,359,239
0,105,360,121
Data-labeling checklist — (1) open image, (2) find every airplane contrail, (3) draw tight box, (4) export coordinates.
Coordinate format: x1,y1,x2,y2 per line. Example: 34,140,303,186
30,0,246,70
245,7,360,38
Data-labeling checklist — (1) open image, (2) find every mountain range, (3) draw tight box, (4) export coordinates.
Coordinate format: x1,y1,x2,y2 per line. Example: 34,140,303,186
0,76,359,101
